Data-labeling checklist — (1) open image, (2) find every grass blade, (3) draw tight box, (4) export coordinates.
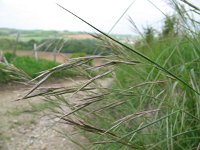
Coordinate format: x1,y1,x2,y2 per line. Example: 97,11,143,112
56,3,200,95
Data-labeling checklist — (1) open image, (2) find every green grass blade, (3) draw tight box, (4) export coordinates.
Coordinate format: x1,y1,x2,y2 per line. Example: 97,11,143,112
56,3,200,95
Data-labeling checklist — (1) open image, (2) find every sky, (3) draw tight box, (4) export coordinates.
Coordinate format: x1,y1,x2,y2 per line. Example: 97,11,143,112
0,0,199,34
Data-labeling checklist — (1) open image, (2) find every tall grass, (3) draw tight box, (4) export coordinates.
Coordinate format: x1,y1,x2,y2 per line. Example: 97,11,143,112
18,0,200,149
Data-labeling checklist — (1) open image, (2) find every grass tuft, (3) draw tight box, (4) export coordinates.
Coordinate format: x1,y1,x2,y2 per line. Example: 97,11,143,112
16,0,200,149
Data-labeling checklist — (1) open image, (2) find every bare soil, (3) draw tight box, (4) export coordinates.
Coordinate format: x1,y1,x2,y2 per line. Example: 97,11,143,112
0,51,108,149
0,79,88,150
3,50,71,63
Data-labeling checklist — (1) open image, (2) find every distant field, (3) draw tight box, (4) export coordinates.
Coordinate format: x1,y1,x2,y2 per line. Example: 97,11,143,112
0,28,134,41
0,28,94,41
0,33,94,42
65,34,94,40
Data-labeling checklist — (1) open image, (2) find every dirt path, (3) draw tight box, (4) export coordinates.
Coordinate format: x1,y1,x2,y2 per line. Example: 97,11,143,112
0,79,88,150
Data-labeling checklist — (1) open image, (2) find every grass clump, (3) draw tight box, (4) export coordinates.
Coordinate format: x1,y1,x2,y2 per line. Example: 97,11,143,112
3,52,16,63
0,64,11,83
17,1,200,150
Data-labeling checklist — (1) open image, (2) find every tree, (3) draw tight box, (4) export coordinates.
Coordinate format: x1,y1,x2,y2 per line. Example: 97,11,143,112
162,15,177,37
144,26,155,43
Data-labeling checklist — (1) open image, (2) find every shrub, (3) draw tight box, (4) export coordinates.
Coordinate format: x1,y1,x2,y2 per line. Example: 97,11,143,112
3,52,16,63
70,52,87,58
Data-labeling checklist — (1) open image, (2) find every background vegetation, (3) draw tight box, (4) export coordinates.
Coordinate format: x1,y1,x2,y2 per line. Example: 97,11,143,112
0,28,132,54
